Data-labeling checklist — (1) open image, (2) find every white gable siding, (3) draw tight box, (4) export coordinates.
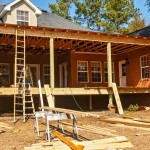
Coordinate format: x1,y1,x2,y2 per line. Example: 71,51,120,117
3,1,37,26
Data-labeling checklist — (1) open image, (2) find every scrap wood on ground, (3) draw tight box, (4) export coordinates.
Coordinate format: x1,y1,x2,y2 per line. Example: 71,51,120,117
24,132,133,150
0,121,13,133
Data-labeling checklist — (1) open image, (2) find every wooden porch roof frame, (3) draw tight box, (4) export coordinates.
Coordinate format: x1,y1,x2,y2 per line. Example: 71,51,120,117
0,24,149,55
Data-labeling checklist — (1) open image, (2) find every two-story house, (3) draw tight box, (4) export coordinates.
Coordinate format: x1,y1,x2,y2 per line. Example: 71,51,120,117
0,0,150,112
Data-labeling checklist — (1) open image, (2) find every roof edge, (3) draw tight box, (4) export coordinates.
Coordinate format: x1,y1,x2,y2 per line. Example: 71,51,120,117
0,0,42,18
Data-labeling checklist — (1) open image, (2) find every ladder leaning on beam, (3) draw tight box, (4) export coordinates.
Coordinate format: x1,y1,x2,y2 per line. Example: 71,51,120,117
14,29,35,122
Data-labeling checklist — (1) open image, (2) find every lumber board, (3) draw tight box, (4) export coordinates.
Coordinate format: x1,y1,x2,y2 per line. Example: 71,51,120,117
110,123,150,131
51,130,84,150
44,85,55,107
62,122,118,136
40,106,100,118
123,116,150,123
101,117,150,128
112,83,124,114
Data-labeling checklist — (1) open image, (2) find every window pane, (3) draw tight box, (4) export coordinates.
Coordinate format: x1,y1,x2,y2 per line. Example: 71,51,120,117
0,64,10,87
78,72,88,82
17,10,29,25
141,55,150,79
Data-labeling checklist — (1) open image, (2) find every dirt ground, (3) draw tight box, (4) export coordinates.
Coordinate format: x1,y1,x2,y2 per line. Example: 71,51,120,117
0,110,150,150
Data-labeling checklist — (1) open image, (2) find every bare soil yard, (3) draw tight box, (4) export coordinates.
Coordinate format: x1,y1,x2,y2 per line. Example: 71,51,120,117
0,110,150,150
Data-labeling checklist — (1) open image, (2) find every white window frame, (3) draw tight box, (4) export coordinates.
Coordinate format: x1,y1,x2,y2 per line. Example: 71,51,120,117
140,55,149,79
104,62,115,83
91,61,102,83
16,10,30,26
0,63,10,87
77,61,89,83
43,65,50,84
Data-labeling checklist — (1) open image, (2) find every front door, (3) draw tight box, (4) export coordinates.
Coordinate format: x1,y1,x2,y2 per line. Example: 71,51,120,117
119,60,126,87
59,62,68,87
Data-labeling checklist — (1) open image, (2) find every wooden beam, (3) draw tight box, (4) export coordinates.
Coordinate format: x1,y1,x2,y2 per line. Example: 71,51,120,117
50,37,55,106
0,25,150,46
107,43,113,105
41,106,100,118
51,131,84,150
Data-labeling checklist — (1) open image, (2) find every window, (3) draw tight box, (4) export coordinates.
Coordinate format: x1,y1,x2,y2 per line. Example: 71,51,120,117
0,63,10,87
140,55,149,79
77,61,88,83
91,61,102,83
17,10,29,25
104,62,115,82
43,65,50,84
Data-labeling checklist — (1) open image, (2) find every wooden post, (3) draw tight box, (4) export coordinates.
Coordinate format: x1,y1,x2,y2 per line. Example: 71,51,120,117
89,95,92,110
107,43,113,105
49,37,55,107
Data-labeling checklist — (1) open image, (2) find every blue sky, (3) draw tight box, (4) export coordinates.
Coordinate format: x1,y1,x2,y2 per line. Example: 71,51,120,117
2,0,150,25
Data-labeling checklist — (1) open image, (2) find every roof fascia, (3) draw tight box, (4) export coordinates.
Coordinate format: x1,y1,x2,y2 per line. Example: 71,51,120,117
0,0,42,18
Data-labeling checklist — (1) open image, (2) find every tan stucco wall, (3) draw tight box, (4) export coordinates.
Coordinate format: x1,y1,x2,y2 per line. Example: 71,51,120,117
3,1,37,26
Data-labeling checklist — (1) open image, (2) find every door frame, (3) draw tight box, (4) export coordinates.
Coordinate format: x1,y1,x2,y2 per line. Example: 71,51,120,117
119,60,126,87
59,62,68,87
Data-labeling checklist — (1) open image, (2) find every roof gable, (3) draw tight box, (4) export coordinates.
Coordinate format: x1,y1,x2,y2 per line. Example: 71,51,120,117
0,0,42,18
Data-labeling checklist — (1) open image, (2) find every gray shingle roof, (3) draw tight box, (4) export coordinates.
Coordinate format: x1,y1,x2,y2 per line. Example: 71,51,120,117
37,11,91,31
129,26,150,37
0,3,91,31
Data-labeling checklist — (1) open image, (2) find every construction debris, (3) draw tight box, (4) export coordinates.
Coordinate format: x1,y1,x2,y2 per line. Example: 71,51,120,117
24,135,133,150
0,122,13,133
100,117,150,128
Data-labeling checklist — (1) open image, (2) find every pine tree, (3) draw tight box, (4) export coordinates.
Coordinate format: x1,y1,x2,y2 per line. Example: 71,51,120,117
102,0,136,34
74,0,104,30
146,0,150,11
49,0,73,20
128,11,146,33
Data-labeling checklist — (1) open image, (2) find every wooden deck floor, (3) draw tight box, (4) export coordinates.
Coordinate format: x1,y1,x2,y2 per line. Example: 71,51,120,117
0,87,150,96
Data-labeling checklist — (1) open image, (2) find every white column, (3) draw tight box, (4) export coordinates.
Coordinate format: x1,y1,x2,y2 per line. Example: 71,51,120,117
49,37,55,107
107,43,113,105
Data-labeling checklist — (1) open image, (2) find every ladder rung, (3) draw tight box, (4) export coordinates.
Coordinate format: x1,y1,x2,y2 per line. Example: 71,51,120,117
25,101,32,103
15,103,23,105
25,107,33,109
17,64,24,66
17,58,24,60
16,96,23,99
25,114,34,116
17,52,24,54
17,46,24,48
15,110,23,112
17,40,24,43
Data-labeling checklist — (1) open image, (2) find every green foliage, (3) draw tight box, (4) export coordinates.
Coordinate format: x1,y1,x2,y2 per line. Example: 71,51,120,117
102,0,137,34
74,0,104,30
49,0,145,34
128,104,139,112
49,0,73,20
128,10,146,33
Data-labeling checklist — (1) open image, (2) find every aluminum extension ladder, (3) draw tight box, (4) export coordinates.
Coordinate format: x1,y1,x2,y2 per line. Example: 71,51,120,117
14,29,35,122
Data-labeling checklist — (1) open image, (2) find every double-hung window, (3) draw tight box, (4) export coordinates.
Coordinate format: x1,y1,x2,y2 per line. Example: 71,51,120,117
77,61,88,83
140,55,149,79
104,62,115,82
17,10,29,25
43,65,50,84
91,61,102,83
0,63,10,87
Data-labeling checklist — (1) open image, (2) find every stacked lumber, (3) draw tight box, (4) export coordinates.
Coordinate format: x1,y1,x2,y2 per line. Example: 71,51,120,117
62,122,118,137
24,136,133,150
100,117,150,129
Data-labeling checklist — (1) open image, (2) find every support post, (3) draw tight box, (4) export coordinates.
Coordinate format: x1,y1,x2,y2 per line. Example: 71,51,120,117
49,37,55,107
107,43,113,105
89,95,92,110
